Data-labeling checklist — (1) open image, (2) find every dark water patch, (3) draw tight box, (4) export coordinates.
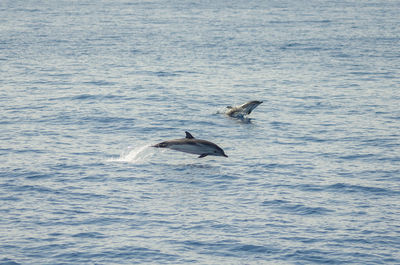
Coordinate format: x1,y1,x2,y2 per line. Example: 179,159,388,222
156,177,188,185
13,7,42,12
70,152,105,160
273,139,305,145
339,153,376,160
280,236,320,244
0,258,21,265
53,216,125,227
292,95,324,101
0,196,21,202
155,71,179,77
361,137,399,148
388,115,400,121
82,80,116,86
280,42,331,52
165,163,219,173
284,249,346,264
377,156,400,162
326,183,397,196
48,232,65,237
136,70,181,77
205,173,239,181
51,208,91,216
3,168,55,180
23,242,73,253
230,244,277,254
173,239,280,258
271,19,332,24
349,71,396,79
71,94,97,100
373,169,400,182
174,70,199,75
47,161,83,173
24,173,52,180
66,191,109,202
262,199,333,216
81,116,136,125
80,173,109,182
296,183,324,192
54,246,179,264
58,93,130,102
130,48,144,54
3,104,46,111
262,163,299,169
4,184,56,195
261,199,290,206
281,204,333,216
270,121,292,129
71,232,106,239
294,135,333,143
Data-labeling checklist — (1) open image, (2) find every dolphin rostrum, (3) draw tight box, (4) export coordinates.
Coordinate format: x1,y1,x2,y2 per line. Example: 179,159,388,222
225,100,263,118
152,131,228,158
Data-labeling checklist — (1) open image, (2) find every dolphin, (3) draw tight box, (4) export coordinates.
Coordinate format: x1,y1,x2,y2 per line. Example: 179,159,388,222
225,100,263,118
152,131,228,158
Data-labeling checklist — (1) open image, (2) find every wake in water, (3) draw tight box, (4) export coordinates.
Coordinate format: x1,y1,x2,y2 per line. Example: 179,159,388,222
108,144,155,163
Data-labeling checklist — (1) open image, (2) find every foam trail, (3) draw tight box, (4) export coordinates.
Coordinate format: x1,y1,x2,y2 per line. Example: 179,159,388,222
108,144,154,163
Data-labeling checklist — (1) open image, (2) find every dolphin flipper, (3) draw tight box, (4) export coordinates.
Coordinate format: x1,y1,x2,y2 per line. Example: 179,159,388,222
198,154,208,158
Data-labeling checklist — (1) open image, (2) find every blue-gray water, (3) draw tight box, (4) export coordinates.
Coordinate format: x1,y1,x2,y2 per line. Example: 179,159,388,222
1,0,400,264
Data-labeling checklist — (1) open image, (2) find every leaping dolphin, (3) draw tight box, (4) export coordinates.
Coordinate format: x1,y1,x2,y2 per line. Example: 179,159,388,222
152,131,228,158
225,100,263,118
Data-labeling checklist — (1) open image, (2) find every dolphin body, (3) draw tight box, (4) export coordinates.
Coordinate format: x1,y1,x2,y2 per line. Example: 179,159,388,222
152,131,228,158
225,100,263,118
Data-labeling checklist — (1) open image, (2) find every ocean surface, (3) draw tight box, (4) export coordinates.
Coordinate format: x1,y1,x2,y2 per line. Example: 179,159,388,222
1,0,399,264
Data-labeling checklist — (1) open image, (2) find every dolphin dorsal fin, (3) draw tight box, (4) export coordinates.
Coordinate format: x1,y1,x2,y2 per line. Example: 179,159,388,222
185,131,194,139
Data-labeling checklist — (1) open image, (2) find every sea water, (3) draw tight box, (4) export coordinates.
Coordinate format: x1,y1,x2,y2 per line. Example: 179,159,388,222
1,0,399,264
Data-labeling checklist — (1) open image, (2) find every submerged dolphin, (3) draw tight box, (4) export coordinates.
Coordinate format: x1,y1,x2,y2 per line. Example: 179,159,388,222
225,100,263,118
152,131,228,158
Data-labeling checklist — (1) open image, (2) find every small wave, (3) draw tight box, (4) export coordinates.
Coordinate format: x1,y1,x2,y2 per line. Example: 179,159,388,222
0,258,21,265
282,204,333,215
262,200,333,216
231,244,275,254
327,183,396,195
72,232,106,239
108,144,154,163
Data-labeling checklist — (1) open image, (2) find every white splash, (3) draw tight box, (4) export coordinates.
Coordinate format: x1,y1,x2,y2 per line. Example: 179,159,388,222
108,144,154,163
